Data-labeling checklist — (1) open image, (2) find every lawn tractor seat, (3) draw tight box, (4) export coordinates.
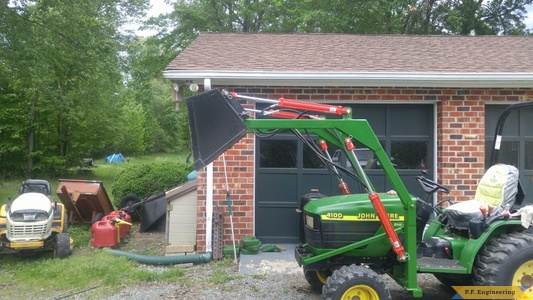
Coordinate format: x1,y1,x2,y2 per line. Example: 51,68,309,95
443,164,519,230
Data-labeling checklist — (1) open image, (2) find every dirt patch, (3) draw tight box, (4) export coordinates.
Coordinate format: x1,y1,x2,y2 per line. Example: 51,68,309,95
116,223,166,256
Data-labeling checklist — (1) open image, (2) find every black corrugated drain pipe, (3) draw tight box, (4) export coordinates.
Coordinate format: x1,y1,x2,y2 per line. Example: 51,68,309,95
107,249,212,265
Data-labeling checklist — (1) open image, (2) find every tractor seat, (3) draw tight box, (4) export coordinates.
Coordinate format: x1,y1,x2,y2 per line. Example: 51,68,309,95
443,164,519,229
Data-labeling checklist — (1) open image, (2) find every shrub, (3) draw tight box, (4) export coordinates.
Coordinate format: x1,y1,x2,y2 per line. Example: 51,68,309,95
111,162,193,208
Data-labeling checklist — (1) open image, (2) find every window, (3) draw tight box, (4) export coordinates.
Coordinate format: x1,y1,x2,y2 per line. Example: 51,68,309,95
526,141,533,170
260,140,297,168
485,105,533,169
391,141,429,169
485,141,519,167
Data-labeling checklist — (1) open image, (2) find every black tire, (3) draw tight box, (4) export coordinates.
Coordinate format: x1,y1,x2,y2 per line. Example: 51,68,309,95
323,265,391,300
304,266,332,293
54,233,71,259
434,273,473,288
91,212,104,224
63,211,69,233
120,194,142,221
474,231,533,296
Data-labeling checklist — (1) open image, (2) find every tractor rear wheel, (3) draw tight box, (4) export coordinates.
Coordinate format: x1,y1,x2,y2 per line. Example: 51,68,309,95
54,233,71,259
474,231,533,299
304,266,332,293
63,211,69,233
323,265,391,300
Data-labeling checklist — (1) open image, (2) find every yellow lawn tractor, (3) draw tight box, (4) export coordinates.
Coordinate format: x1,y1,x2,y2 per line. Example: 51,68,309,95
0,179,72,258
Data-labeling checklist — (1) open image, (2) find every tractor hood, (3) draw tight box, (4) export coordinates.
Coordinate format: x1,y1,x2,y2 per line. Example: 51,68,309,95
11,192,52,213
304,192,411,221
301,192,412,254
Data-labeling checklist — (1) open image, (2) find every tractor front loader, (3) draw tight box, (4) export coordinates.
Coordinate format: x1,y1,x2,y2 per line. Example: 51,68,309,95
186,89,533,299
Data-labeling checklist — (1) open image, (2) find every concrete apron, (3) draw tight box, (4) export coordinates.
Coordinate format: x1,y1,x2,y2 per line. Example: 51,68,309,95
238,244,301,275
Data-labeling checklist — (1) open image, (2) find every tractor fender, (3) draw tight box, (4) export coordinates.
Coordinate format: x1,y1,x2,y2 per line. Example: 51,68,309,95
458,219,523,272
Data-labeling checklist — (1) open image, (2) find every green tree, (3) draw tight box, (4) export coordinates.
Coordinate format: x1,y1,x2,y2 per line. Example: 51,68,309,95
115,98,148,156
145,0,532,37
122,38,182,153
0,0,148,177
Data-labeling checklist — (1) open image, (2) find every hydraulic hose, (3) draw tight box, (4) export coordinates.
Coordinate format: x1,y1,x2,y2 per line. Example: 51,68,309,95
107,249,212,265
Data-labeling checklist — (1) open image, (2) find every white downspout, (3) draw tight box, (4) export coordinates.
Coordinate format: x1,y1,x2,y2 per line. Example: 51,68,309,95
432,103,438,208
204,78,213,253
205,163,213,253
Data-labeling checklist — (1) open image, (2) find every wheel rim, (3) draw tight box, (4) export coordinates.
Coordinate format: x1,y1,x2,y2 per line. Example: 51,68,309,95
316,270,328,284
341,284,379,300
513,259,533,297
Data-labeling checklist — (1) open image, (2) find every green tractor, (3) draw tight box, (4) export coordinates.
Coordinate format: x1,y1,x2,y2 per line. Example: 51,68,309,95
186,89,533,299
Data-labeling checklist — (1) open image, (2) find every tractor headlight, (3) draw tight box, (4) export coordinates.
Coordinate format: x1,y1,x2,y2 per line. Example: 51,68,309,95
10,211,49,222
305,214,315,229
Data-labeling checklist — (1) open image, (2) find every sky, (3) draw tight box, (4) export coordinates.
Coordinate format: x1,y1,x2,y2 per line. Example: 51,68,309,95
526,4,533,28
148,0,173,18
120,0,172,36
140,0,533,36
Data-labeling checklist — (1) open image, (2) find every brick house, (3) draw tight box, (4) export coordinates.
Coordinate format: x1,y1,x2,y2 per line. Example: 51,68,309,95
163,33,533,253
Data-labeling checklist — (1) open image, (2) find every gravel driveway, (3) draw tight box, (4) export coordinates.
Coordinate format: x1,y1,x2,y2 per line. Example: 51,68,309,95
102,268,455,300
101,244,456,300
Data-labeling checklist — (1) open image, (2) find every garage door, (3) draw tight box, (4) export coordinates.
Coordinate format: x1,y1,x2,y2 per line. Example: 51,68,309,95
485,105,533,206
255,104,434,243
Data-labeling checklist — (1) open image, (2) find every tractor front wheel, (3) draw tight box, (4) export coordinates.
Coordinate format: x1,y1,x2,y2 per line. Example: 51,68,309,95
474,231,533,299
54,233,72,259
323,265,391,300
304,266,332,293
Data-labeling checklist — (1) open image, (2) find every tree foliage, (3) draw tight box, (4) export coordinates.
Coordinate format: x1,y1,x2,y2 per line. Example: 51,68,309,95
144,0,531,36
0,0,192,178
0,0,531,178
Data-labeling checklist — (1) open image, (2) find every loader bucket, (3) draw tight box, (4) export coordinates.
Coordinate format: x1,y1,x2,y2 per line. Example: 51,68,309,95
186,89,248,170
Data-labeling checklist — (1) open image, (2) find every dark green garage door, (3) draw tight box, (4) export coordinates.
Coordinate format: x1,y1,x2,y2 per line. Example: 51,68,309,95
255,104,434,243
485,105,533,206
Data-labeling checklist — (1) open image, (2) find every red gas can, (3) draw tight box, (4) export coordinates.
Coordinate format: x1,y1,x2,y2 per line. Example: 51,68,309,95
90,220,118,248
102,210,131,239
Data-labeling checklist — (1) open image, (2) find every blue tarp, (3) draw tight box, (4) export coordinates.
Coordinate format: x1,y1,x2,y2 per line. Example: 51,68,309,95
105,153,126,163
187,170,197,181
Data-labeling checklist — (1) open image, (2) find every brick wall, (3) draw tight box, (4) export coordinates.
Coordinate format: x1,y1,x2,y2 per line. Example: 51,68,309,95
193,86,533,253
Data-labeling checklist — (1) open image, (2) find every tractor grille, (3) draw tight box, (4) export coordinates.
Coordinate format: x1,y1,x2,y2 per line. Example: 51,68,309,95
9,224,47,237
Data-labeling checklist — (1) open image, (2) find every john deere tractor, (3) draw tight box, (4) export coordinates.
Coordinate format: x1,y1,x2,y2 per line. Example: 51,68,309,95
0,179,72,258
186,89,533,299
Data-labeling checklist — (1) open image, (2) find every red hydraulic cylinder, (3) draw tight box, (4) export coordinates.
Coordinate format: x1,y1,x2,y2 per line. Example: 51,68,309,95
278,98,350,115
265,110,319,119
344,137,406,260
319,140,350,195
368,192,406,260
229,92,350,116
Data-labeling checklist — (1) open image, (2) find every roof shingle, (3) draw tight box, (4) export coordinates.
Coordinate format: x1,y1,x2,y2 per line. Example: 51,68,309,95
166,33,533,73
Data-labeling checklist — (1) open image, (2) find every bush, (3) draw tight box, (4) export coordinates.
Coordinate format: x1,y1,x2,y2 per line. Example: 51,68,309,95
111,162,193,208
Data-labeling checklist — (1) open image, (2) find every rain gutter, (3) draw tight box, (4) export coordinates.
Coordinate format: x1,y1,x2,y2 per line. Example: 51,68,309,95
163,71,533,88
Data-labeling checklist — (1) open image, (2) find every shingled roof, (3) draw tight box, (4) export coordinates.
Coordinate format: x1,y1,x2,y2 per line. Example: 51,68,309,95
163,33,533,87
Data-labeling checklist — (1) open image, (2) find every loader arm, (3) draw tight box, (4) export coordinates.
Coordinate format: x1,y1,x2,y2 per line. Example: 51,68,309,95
186,89,420,295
